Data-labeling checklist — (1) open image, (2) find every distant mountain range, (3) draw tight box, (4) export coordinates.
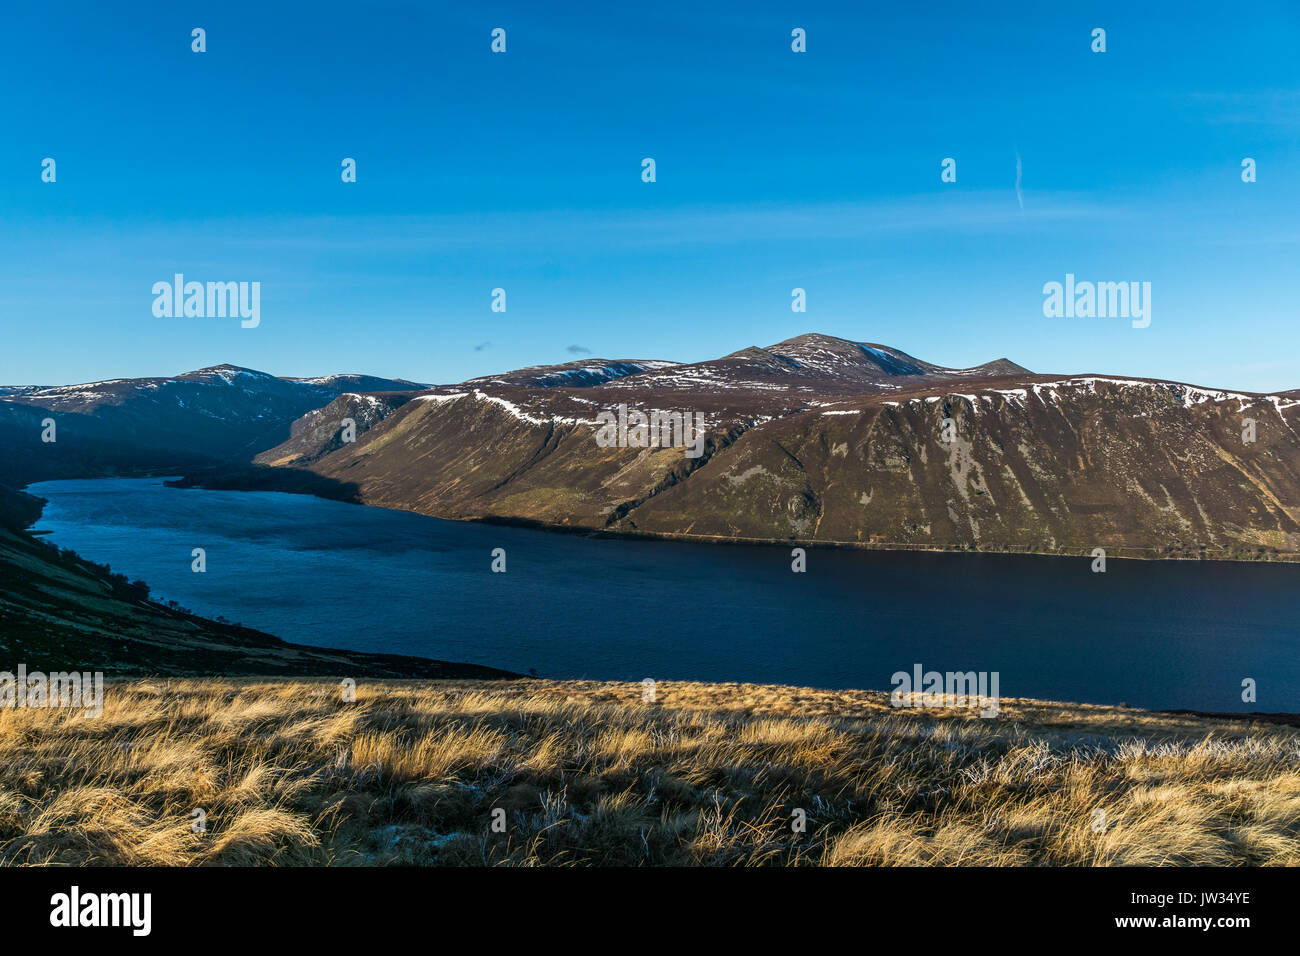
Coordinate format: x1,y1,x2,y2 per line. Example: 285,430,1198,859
5,335,1300,560
0,364,427,486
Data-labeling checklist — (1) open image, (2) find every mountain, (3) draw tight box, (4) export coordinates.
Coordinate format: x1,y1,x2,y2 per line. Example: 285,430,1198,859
464,358,678,389
287,373,429,392
6,365,426,415
254,391,418,467
246,334,1300,560
0,364,427,486
598,334,1029,394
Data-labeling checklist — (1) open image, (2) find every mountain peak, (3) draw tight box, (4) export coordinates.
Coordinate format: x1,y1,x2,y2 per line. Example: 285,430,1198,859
768,334,1029,379
180,364,278,384
463,359,678,389
589,333,1031,394
773,332,856,348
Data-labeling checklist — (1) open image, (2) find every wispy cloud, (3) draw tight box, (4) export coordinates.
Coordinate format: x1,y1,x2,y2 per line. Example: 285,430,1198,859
566,344,592,355
3,192,1120,261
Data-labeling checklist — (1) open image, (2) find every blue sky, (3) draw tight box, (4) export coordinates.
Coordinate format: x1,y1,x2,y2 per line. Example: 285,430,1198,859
1,1,1298,391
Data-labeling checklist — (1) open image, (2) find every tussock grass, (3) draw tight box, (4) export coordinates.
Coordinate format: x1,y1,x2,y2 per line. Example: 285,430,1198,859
0,678,1296,866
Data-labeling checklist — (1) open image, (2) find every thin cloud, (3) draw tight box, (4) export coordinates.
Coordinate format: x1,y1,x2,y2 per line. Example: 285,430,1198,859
71,192,1117,259
566,345,592,355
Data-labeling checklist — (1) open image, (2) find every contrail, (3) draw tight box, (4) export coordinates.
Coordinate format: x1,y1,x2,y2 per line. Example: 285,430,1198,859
1014,150,1024,213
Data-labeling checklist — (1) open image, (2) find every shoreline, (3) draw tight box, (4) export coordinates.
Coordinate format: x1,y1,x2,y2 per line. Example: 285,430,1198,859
4,484,517,681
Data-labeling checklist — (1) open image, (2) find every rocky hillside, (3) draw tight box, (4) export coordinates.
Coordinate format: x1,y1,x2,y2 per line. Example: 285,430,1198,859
253,334,1300,559
253,391,418,467
625,377,1300,556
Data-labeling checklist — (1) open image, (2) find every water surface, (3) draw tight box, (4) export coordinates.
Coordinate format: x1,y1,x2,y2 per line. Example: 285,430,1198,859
27,477,1300,712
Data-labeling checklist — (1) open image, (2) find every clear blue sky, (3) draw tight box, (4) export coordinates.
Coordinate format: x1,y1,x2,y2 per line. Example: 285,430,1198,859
2,1,1298,391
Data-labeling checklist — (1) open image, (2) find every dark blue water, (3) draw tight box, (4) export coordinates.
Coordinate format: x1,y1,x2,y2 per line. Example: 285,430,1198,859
26,477,1300,712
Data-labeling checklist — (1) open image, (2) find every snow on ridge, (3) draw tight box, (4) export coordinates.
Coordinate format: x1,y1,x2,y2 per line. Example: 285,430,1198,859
415,391,470,404
416,389,596,426
532,363,672,386
338,393,388,411
605,367,800,391
414,389,773,431
881,376,1300,414
290,374,364,388
1028,377,1300,412
475,359,680,388
474,391,564,425
191,366,277,385
31,378,138,395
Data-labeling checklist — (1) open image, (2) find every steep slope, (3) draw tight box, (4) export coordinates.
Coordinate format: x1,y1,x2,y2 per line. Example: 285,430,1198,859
254,392,417,467
253,335,1300,559
272,389,732,527
625,378,1300,555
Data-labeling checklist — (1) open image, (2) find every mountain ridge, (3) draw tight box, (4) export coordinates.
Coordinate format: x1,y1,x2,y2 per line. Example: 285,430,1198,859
0,363,429,485
8,337,1300,560
232,334,1300,561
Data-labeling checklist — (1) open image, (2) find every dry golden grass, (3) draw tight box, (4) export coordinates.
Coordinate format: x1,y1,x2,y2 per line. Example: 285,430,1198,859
0,678,1297,866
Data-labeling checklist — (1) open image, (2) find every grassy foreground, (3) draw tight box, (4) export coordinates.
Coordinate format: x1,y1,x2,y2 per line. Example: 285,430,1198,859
1,678,1297,866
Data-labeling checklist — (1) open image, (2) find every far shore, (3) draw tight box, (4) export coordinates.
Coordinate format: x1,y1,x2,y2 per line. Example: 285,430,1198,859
133,469,1300,566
